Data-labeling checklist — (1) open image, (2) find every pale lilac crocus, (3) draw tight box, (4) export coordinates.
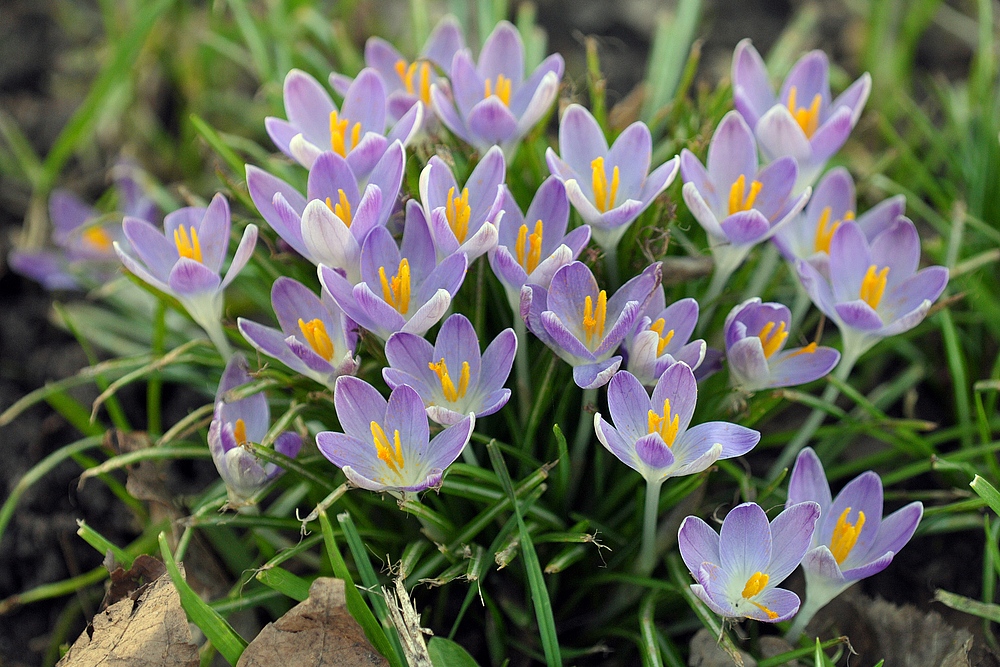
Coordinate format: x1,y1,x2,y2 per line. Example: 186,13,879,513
266,67,422,178
546,104,679,253
732,39,871,193
678,501,821,623
319,201,467,341
784,448,923,639
208,354,302,506
623,287,706,386
317,376,474,494
384,313,515,425
115,194,257,357
431,21,563,155
520,261,660,389
237,277,359,390
724,298,840,392
419,145,504,261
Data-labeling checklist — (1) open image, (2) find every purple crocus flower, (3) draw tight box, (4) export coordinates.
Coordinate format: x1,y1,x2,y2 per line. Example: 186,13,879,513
595,364,760,483
418,145,505,261
678,501,821,623
732,39,871,193
520,261,661,389
319,201,468,341
489,176,591,311
208,354,303,506
237,277,359,389
785,447,922,638
114,194,257,357
545,104,679,252
431,21,564,154
383,313,515,425
316,376,474,494
266,67,422,178
724,298,840,392
623,287,706,386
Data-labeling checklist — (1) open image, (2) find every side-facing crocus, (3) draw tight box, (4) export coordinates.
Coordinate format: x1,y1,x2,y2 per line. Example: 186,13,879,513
678,501,821,622
316,376,474,495
208,354,302,506
623,287,706,386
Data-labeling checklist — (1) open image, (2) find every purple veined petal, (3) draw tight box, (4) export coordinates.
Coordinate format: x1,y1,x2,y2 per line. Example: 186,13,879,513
524,177,571,250
238,318,311,376
635,432,676,470
301,199,359,274
8,251,79,290
744,587,800,623
273,430,303,463
220,224,258,290
384,383,429,457
558,104,609,177
514,72,561,145
682,182,726,241
607,370,654,443
342,68,387,134
423,16,465,69
607,122,653,198
333,375,389,442
594,413,640,471
658,298,700,347
365,38,404,84
425,414,475,471
650,361,698,435
678,515,722,576
286,334,337,374
245,165,309,257
539,305,593,361
217,355,270,440
318,263,372,326
754,105,812,164
478,328,516,395
384,330,437,390
434,313,483,383
283,69,337,148
545,148,577,183
821,471,883,564
545,261,598,327
431,80,474,145
561,225,592,258
478,21,524,89
307,152,360,206
475,388,511,418
882,265,948,322
876,299,934,338
766,345,840,388
719,503,772,582
427,207,459,256
676,421,760,460
638,156,680,205
467,97,518,146
386,101,424,147
194,194,231,273
488,244,529,292
795,259,838,321
354,281,407,336
607,262,661,322
496,186,525,241
829,222,871,302
168,257,221,295
840,550,894,582
593,299,642,358
835,300,884,330
348,184,384,245
425,405,467,426
832,72,872,126
861,501,922,564
706,112,758,198
345,133,389,181
727,336,771,389
691,581,738,618
419,156,459,215
801,546,847,585
671,444,722,478
164,206,205,239
753,157,798,221
466,146,507,223
768,501,822,582
808,105,853,163
265,117,299,157
122,217,177,282
114,242,169,293
316,431,383,480
416,251,467,304
401,288,452,336
599,199,647,231
731,39,774,128
672,341,707,373
779,50,831,113
857,196,906,240
369,141,406,225
563,178,607,227
401,202,438,283
510,53,564,117
359,225,403,288
720,210,771,246
450,50,485,118
49,190,96,240
787,447,833,511
288,134,323,169
870,217,920,291
679,150,716,209
572,357,621,389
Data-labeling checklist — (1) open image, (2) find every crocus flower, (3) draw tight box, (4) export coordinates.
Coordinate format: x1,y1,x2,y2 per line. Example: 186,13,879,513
489,176,591,311
623,287,706,386
520,260,660,389
431,21,563,154
237,277,359,389
208,354,302,506
384,313,515,425
732,39,871,193
115,194,257,357
678,501,821,622
316,376,474,494
784,447,923,638
419,145,504,261
545,104,679,252
319,201,468,341
266,67,422,178
724,298,840,392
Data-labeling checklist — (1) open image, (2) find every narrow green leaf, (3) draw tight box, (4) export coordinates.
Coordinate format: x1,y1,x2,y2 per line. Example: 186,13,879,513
639,593,663,667
971,475,1000,517
76,520,132,568
642,0,701,124
256,567,311,602
934,588,1000,623
428,636,480,667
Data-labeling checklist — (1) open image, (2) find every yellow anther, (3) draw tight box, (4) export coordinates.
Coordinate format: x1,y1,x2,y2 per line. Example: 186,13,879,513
757,321,788,359
591,157,620,213
233,418,248,446
741,571,778,619
298,318,335,361
788,342,819,359
82,227,113,251
325,189,353,227
813,207,854,254
786,85,822,138
173,224,203,263
830,507,866,565
649,318,676,356
860,265,889,310
484,74,512,106
371,421,405,473
330,110,362,157
515,219,544,274
582,290,608,349
445,186,472,242
379,258,411,315
428,358,471,403
394,59,433,105
647,398,680,447
727,174,764,215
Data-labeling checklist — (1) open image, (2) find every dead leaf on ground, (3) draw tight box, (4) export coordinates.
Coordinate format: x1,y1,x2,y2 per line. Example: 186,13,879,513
236,577,387,667
101,554,166,610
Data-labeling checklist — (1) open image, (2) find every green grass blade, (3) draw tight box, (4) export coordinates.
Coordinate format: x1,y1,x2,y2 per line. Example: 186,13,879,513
256,566,312,602
934,588,1000,624
642,0,701,125
428,636,480,666
971,476,1000,517
76,520,133,568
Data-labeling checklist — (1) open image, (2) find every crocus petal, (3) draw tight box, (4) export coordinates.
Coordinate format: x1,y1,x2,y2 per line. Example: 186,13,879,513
594,414,640,471
766,345,840,388
467,97,518,146
558,104,609,177
745,587,800,623
731,39,774,127
727,336,770,389
787,448,834,510
808,105,854,164
121,217,177,282
755,106,812,165
607,370,654,442
283,69,336,147
682,182,725,241
246,166,309,256
220,224,258,289
168,258,221,295
768,501,822,582
650,361,699,435
607,122,653,197
835,300,884,330
678,515,722,576
864,501,922,561
635,432,675,470
707,112,758,195
677,422,760,460
425,414,475,471
719,502,772,579
822,471,883,562
333,375,388,442
720,210,772,246
572,357,622,389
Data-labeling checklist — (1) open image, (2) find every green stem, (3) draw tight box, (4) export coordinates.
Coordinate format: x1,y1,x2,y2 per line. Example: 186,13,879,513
568,387,598,499
636,478,664,575
511,296,532,425
604,243,620,290
147,300,166,436
697,246,748,335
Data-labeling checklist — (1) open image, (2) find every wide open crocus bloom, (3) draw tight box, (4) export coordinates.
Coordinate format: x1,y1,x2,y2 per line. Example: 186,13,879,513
266,67,422,177
545,104,679,252
237,277,359,390
432,21,563,154
623,287,706,386
678,501,820,623
681,111,809,281
520,261,660,389
317,376,474,493
419,145,504,261
724,298,840,392
595,364,760,483
114,194,257,356
319,201,467,341
772,167,906,276
384,313,515,425
208,354,302,506
732,39,871,193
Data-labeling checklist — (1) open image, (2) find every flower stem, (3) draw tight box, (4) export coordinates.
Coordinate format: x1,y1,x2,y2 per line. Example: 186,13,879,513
512,307,532,425
636,477,664,575
696,245,748,336
604,243,620,290
568,387,598,500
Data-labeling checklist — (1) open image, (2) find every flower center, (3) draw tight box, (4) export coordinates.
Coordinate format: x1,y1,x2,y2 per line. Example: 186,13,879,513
173,224,203,263
445,186,471,242
590,157,619,213
582,290,607,350
860,265,889,310
329,110,362,157
394,59,432,105
371,421,405,474
83,226,113,251
757,320,788,359
233,418,248,446
741,571,778,619
379,258,411,315
428,358,470,403
727,174,763,216
647,398,680,447
813,207,854,254
648,318,676,356
325,189,353,227
830,507,866,565
484,74,511,106
786,85,822,138
515,219,544,274
298,318,335,361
